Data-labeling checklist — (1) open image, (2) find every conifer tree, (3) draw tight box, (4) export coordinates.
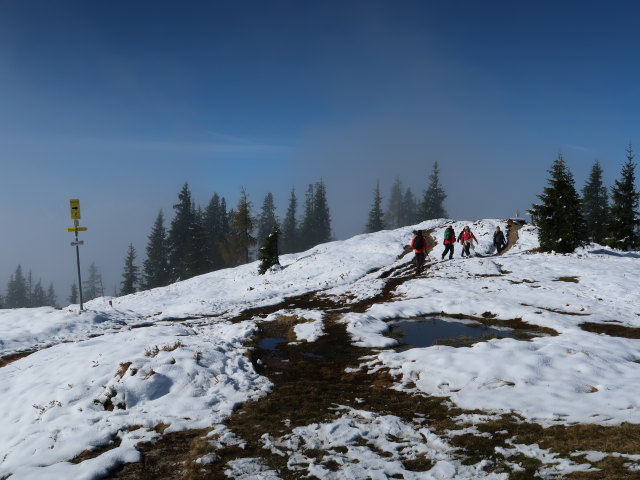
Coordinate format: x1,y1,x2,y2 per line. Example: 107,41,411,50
83,263,103,301
168,183,195,281
26,270,33,307
582,161,609,244
32,280,45,307
530,154,586,253
68,282,78,304
401,187,418,226
120,243,139,296
203,194,226,271
298,181,332,250
185,205,207,278
6,265,27,308
419,162,447,220
46,283,57,308
298,184,316,251
142,210,171,289
281,188,298,254
257,192,279,246
258,225,281,274
365,181,385,233
385,177,404,229
312,180,332,244
606,145,640,250
224,188,256,265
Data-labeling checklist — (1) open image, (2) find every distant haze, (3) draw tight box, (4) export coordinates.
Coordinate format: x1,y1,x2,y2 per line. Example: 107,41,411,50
0,1,638,303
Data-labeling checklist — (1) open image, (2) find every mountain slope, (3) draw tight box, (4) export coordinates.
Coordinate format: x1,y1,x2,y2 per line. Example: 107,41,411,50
1,219,640,479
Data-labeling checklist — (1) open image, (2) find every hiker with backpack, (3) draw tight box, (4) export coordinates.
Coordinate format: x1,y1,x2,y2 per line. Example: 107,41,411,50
441,225,456,260
493,226,506,254
410,230,427,273
458,225,478,258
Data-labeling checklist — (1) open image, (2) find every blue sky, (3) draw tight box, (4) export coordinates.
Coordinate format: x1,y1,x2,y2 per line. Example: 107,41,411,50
1,0,639,300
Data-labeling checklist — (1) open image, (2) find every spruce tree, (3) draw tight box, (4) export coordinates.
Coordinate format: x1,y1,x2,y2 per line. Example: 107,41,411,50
384,177,404,229
6,265,27,308
68,282,78,304
606,145,640,250
365,181,385,233
167,183,195,281
120,243,139,296
419,162,447,220
26,270,33,307
185,205,207,278
530,154,586,253
298,184,316,251
258,225,281,274
32,280,45,307
312,180,332,244
83,263,103,301
224,188,256,265
142,210,170,289
401,187,418,226
203,194,226,271
257,192,279,246
46,283,57,308
281,188,298,254
582,161,609,244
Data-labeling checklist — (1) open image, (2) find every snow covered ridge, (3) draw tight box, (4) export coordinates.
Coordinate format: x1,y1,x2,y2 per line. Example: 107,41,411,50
1,219,640,478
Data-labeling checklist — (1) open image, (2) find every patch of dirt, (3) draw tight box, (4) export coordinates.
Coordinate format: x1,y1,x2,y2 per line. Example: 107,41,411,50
497,221,522,255
0,350,35,368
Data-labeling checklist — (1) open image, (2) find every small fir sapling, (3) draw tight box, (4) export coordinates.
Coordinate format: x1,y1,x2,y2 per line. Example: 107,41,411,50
258,225,281,275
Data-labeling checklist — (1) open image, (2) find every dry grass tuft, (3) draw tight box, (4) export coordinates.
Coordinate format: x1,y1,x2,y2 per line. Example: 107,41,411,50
116,362,132,379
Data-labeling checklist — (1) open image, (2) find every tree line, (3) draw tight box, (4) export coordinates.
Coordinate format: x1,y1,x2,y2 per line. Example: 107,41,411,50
1,265,57,309
3,162,449,308
118,180,333,295
365,162,447,233
530,145,639,253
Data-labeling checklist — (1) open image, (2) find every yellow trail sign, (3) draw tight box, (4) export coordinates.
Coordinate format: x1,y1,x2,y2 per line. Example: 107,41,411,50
70,199,81,220
67,227,88,232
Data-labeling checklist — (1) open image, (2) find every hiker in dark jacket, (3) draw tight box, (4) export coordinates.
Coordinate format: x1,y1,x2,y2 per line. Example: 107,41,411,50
410,230,427,273
493,226,506,253
441,226,456,260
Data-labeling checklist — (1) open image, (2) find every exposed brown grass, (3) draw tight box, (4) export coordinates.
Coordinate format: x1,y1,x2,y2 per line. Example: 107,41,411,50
580,322,640,339
116,362,132,379
554,276,580,283
103,255,640,480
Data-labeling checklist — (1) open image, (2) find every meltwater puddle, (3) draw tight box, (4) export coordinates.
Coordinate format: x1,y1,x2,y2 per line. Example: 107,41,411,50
389,317,525,349
258,337,286,351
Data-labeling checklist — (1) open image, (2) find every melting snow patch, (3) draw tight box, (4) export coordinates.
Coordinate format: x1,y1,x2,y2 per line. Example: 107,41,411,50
257,406,507,479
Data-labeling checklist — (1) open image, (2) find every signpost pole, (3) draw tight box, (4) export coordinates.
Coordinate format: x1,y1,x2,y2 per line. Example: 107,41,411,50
74,220,84,310
69,199,86,311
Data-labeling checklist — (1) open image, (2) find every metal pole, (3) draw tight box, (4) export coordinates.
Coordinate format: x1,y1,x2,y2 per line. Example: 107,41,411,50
75,228,84,310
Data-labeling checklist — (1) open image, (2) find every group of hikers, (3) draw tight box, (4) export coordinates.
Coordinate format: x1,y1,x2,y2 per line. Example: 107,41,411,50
410,225,508,273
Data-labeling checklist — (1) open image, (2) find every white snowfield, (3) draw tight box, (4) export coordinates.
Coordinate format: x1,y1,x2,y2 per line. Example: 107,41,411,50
1,218,639,479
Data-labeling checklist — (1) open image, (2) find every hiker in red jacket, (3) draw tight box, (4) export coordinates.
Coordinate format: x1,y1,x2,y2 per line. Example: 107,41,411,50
441,225,456,260
458,226,478,258
410,230,427,273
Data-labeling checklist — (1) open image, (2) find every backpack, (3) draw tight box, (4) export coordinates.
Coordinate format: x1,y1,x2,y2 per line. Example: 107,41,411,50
444,229,452,241
413,235,425,250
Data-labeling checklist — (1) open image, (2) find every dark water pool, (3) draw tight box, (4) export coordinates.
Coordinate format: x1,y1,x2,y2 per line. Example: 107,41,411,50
259,337,286,351
390,317,520,348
